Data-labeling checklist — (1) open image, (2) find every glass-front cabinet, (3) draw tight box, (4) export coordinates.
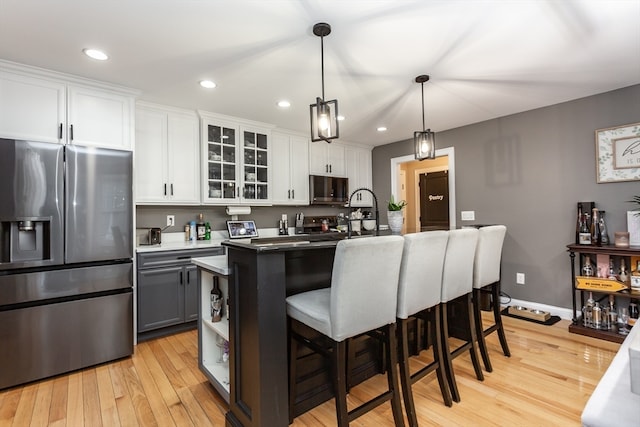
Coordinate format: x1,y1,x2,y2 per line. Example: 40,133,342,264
200,111,272,205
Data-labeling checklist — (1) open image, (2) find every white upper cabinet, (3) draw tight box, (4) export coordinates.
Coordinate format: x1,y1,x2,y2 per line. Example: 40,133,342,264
67,85,134,150
272,130,309,205
200,111,273,205
308,140,346,176
135,103,200,204
0,70,65,143
0,60,138,150
344,145,373,207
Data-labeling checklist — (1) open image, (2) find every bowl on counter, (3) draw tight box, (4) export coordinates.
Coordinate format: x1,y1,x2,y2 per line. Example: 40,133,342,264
362,219,376,231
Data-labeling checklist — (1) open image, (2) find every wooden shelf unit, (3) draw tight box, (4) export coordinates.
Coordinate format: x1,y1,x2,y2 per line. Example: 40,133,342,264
567,243,640,342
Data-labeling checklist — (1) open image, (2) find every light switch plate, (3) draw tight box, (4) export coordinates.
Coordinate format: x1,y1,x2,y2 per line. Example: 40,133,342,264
461,211,475,221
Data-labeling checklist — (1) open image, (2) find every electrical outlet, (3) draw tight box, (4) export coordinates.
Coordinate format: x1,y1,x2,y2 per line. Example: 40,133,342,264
461,211,475,221
516,272,525,285
166,215,175,227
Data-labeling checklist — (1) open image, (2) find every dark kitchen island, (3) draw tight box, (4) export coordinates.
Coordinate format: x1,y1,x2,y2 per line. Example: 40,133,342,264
221,234,383,427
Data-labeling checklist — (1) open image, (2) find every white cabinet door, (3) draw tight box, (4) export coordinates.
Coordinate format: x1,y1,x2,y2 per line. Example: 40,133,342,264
345,146,373,207
135,104,200,204
271,131,309,205
289,135,310,204
271,133,291,204
201,112,273,205
67,85,133,150
0,70,65,143
309,141,345,176
135,108,169,203
167,113,200,204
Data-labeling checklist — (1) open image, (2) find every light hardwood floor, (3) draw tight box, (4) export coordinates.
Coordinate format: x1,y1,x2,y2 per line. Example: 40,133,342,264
0,314,620,427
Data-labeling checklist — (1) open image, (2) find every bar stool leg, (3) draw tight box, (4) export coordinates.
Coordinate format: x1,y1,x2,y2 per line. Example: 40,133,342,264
465,293,485,382
398,318,419,427
440,301,460,403
385,323,405,427
492,281,511,357
432,305,453,407
332,340,349,427
473,288,493,372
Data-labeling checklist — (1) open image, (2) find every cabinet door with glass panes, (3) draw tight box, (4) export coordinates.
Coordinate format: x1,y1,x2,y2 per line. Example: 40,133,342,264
202,118,240,203
241,125,270,203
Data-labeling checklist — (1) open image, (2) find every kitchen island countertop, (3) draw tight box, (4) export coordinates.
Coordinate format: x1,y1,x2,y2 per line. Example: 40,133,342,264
191,254,230,275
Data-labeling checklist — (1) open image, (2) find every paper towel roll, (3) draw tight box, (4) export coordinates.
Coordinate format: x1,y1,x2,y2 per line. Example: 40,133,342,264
226,206,252,216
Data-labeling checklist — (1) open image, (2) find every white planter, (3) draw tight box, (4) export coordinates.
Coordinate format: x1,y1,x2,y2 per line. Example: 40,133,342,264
387,210,404,235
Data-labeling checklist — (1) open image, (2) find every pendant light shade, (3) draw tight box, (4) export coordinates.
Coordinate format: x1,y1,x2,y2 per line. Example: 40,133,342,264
414,75,436,160
310,23,339,143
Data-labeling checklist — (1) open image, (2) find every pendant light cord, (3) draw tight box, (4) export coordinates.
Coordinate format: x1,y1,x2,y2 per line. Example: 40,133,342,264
421,81,426,132
320,35,325,101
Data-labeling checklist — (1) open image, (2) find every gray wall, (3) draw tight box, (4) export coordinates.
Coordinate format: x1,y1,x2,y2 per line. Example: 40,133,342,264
372,84,640,309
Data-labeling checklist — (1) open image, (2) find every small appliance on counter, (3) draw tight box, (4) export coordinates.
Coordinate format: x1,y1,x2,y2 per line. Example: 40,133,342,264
137,227,162,245
295,215,339,234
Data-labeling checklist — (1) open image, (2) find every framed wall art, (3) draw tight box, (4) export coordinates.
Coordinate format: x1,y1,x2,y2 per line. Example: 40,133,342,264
595,122,640,183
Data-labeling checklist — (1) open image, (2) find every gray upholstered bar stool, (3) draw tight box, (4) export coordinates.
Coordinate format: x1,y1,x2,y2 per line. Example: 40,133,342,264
396,231,452,427
440,228,483,403
472,224,510,372
286,236,405,427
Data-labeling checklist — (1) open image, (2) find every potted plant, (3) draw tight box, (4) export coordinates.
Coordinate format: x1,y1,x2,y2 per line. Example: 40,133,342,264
387,195,406,234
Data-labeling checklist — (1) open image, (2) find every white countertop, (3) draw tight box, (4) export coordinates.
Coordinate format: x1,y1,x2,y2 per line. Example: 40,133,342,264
136,231,227,253
192,255,230,276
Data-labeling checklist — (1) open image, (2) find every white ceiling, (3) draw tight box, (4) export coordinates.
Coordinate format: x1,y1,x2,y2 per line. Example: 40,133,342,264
1,0,639,146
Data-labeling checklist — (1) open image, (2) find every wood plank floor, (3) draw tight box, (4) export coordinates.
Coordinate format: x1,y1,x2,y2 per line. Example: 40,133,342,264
0,314,620,427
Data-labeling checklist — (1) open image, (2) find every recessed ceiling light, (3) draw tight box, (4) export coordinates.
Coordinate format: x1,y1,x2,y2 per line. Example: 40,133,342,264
200,80,217,89
337,115,345,121
83,48,108,61
377,126,387,132
277,100,291,108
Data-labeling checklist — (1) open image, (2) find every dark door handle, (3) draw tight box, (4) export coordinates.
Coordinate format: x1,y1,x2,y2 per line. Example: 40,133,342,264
171,183,174,196
180,271,183,284
186,271,190,284
329,164,332,173
164,183,167,196
59,123,63,140
70,124,74,141
292,189,294,199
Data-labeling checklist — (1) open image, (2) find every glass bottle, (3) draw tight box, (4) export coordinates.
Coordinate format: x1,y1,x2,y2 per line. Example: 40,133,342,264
582,255,594,277
583,291,595,327
579,213,591,245
590,208,601,246
619,258,629,283
210,276,223,322
592,301,603,329
607,258,617,280
630,300,639,320
608,295,617,330
575,204,583,244
205,222,211,240
598,211,609,245
197,213,206,241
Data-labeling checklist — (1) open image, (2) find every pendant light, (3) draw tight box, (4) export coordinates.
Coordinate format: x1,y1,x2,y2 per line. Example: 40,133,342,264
310,22,339,143
414,75,436,160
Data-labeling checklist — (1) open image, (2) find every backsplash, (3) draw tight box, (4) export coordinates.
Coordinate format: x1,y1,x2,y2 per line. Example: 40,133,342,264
136,205,351,234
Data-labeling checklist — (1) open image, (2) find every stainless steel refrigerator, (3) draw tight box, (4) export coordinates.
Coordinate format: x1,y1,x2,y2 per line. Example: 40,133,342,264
0,138,133,389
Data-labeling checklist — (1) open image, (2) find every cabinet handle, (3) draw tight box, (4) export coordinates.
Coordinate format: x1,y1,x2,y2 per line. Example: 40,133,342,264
186,271,190,284
292,189,294,199
164,183,167,196
325,164,328,173
58,123,63,140
288,189,291,199
329,164,332,173
180,271,183,284
170,183,174,196
69,124,74,141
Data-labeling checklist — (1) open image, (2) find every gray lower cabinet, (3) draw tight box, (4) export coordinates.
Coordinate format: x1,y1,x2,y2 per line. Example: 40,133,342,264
137,247,224,338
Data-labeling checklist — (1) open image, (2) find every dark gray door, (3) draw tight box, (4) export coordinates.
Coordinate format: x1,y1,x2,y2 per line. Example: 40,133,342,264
65,145,133,263
419,170,449,231
137,265,184,332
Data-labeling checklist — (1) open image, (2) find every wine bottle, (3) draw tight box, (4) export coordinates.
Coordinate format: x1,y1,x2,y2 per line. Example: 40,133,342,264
205,222,211,240
579,213,591,245
598,210,609,245
197,213,206,241
575,204,583,244
607,258,617,280
619,258,629,283
211,276,223,322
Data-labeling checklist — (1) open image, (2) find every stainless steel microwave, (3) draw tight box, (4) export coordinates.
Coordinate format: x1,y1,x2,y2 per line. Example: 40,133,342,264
309,175,349,205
